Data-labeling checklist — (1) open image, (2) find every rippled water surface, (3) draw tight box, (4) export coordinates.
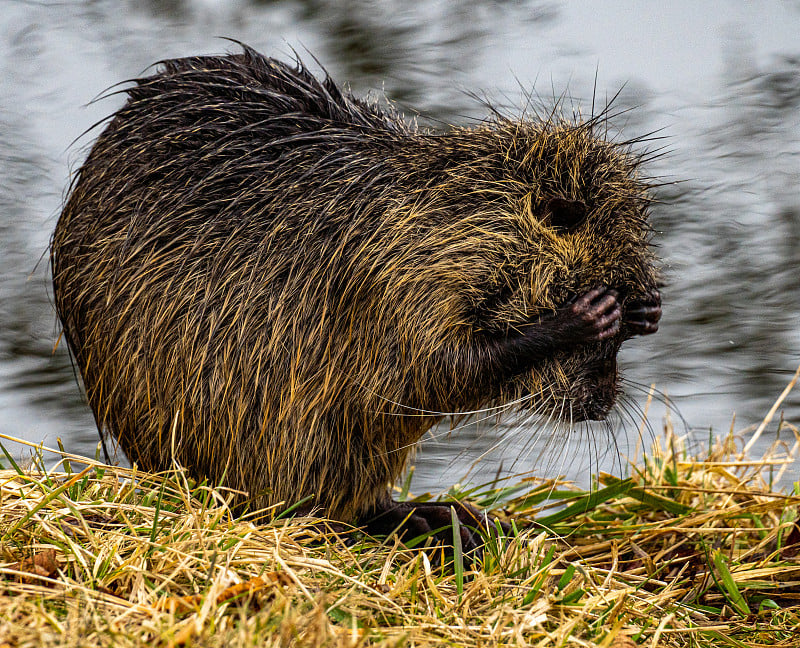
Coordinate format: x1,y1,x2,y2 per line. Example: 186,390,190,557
2,0,799,492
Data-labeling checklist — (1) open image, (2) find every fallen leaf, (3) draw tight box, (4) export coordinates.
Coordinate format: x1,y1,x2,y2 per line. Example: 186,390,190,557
13,548,59,585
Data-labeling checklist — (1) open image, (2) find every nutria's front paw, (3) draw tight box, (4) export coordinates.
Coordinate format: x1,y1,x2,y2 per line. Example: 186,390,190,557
624,289,661,336
551,286,622,343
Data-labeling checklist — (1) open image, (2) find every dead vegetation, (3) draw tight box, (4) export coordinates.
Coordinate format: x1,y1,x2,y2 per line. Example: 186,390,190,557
1,369,799,647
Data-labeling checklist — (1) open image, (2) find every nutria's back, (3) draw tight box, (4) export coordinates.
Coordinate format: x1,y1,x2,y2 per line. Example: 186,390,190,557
52,45,660,524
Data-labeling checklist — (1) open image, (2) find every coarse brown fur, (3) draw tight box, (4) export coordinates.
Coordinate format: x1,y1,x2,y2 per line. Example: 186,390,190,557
51,45,660,524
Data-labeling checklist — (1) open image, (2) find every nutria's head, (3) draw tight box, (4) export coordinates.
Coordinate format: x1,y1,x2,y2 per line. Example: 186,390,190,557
427,117,660,422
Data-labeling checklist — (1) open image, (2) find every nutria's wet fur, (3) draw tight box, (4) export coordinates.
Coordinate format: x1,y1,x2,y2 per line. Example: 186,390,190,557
52,46,661,537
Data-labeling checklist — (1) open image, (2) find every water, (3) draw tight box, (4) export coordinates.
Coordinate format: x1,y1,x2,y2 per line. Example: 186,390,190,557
2,0,799,493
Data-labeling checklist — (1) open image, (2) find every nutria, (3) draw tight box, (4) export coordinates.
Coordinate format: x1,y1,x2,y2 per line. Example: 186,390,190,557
51,45,661,547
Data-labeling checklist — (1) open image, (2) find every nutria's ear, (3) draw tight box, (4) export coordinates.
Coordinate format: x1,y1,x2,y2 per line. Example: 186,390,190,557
544,198,588,234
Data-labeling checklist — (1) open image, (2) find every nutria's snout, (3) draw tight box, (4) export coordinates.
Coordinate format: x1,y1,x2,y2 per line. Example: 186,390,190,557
515,346,620,422
571,353,620,421
573,392,617,422
573,402,614,422
518,380,616,422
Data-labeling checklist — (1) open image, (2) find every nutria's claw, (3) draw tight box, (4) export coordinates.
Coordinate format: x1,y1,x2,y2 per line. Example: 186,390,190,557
624,314,660,335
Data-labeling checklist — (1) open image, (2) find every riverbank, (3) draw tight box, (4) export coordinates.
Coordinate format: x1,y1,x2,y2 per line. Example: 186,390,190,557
1,376,799,647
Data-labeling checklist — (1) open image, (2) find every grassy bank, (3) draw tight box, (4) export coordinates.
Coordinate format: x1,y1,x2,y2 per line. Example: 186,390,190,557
1,375,799,647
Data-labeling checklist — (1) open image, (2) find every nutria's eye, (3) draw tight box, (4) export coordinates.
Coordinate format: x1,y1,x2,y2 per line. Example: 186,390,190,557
544,198,588,234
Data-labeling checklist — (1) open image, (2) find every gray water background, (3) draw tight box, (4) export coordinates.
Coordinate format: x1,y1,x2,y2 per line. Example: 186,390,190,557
2,0,799,493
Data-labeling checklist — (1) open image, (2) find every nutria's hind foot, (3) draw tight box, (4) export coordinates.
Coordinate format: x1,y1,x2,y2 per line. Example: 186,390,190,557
360,499,510,561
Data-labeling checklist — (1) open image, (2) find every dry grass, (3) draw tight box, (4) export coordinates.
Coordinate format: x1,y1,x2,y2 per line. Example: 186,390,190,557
1,373,799,647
